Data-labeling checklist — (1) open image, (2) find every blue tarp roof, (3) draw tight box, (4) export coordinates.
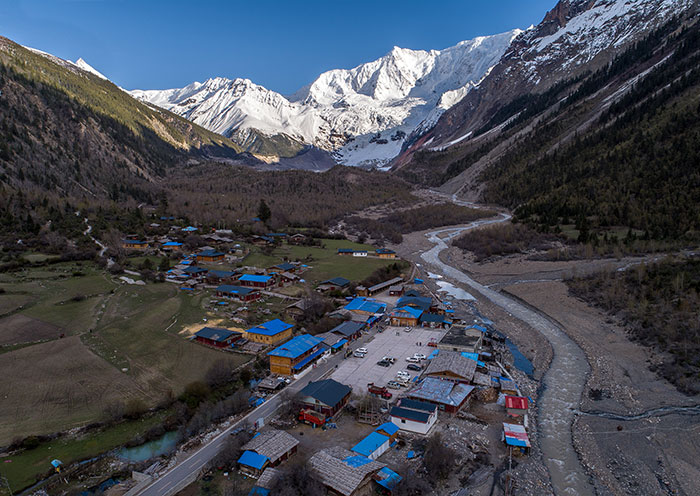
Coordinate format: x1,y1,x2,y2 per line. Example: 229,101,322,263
376,467,402,490
239,274,272,283
351,432,390,457
217,285,255,295
249,488,270,496
267,334,322,359
461,352,486,368
182,226,198,232
375,422,399,436
238,450,269,470
342,455,374,468
195,327,240,342
248,319,294,336
467,324,488,333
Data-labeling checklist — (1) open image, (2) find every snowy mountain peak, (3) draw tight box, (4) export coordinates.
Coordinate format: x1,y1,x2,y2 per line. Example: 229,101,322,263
72,57,108,80
131,30,520,166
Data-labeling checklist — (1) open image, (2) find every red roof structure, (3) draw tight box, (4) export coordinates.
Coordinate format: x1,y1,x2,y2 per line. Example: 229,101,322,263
505,395,529,411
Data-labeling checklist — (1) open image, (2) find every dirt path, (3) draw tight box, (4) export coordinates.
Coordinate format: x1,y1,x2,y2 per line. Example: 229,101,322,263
417,219,595,496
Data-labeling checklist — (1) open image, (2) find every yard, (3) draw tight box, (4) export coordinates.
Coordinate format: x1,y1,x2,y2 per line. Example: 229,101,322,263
331,326,447,396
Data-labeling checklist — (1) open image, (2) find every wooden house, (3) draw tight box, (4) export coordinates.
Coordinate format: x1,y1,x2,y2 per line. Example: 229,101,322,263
298,379,352,417
122,239,149,251
193,327,242,348
267,334,324,375
196,249,225,262
246,319,294,345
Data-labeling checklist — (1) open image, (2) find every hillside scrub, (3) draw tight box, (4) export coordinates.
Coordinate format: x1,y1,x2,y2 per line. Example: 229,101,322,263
453,223,560,261
567,259,700,394
347,203,495,244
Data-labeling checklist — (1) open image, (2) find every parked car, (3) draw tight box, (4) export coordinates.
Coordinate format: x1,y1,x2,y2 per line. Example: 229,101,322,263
396,370,411,379
386,381,402,389
406,363,422,372
403,327,412,333
406,356,420,363
377,360,391,367
353,351,366,358
356,347,368,354
395,378,410,387
382,356,396,364
413,353,427,360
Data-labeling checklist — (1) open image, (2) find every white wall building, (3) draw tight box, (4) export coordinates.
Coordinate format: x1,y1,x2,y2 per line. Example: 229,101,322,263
390,398,438,435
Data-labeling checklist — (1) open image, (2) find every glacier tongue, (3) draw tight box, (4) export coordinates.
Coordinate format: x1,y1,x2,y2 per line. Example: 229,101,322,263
129,29,521,166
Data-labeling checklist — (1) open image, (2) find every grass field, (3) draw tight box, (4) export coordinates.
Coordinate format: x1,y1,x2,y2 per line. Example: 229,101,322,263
241,239,396,283
1,412,167,493
0,263,250,446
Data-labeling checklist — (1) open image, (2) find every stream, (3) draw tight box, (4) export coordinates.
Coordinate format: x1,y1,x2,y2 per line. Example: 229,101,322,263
420,214,595,496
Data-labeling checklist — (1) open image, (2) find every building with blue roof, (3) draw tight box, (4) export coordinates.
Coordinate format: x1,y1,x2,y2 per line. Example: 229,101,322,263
351,431,391,460
375,466,402,492
390,398,438,435
246,319,294,345
344,297,386,315
238,450,270,477
162,241,182,251
407,376,475,414
215,284,260,302
239,273,275,288
194,327,242,348
196,249,225,262
389,305,424,326
374,422,399,439
267,334,323,375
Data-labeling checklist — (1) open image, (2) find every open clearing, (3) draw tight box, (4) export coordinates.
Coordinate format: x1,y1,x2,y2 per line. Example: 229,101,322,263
331,326,446,393
239,239,397,283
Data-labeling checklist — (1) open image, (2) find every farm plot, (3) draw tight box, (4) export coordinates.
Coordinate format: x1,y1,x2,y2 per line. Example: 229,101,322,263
0,314,62,346
0,336,146,444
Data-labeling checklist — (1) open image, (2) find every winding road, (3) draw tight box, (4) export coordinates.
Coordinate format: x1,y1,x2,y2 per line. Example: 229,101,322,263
420,212,595,496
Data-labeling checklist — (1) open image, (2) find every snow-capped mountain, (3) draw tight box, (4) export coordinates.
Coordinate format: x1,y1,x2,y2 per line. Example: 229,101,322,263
130,29,520,166
423,0,694,150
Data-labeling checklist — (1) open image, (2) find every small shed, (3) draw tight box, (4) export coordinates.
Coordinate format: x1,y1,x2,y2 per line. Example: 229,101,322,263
502,422,531,455
505,395,529,417
194,327,242,348
351,431,391,460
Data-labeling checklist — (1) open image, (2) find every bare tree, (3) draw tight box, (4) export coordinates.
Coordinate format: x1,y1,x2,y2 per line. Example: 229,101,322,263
269,460,325,496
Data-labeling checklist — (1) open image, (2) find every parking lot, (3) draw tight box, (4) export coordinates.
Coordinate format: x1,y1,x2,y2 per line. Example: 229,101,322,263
330,326,447,398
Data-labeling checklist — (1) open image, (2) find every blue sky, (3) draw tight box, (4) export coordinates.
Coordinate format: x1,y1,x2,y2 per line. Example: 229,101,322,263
1,0,558,94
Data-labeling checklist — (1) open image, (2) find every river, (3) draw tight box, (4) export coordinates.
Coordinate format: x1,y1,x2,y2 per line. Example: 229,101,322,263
420,216,595,496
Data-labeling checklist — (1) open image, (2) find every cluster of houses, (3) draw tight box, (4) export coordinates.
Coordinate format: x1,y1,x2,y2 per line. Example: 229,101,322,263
337,248,397,259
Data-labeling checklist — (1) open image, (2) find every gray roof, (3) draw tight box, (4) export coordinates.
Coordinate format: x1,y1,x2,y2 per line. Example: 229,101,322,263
330,320,365,337
256,467,281,490
308,447,385,496
425,351,476,381
242,430,299,462
299,379,351,408
367,277,404,293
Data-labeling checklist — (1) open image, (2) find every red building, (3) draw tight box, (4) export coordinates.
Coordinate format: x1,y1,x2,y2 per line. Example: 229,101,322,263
194,327,242,348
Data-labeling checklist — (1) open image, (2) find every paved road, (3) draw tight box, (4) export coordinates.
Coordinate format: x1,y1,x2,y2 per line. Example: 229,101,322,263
135,333,375,496
420,217,595,496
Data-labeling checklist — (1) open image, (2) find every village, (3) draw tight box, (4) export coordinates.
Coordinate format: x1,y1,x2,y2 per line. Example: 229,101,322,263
116,219,534,496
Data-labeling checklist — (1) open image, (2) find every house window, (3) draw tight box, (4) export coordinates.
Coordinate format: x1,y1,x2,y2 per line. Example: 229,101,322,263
401,419,406,424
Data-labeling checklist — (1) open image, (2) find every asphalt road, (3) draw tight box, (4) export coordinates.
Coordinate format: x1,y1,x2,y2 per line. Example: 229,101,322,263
135,332,376,496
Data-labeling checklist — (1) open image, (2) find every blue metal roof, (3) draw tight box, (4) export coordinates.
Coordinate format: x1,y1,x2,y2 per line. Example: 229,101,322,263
274,262,295,271
331,338,348,350
375,422,400,436
162,241,182,246
198,249,224,257
239,274,272,283
195,327,240,342
267,334,322,359
238,450,269,470
184,266,208,274
182,226,198,232
344,298,386,314
217,285,255,296
391,306,423,319
248,319,294,336
351,432,389,457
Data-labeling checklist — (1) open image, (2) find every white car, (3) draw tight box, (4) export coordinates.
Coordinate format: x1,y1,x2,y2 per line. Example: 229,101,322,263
396,370,411,379
353,351,366,358
413,353,427,360
406,356,420,363
356,347,368,354
382,356,396,364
